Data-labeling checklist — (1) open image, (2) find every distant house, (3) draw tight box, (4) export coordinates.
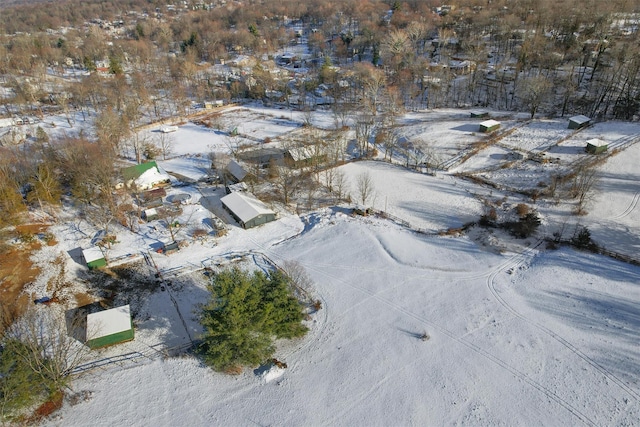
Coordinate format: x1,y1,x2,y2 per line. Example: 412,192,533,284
160,125,178,133
479,119,500,133
82,247,106,270
86,305,134,349
470,110,489,118
237,147,286,167
586,138,608,154
221,191,276,229
121,161,171,191
569,115,591,130
159,241,180,254
139,187,166,208
286,146,327,168
225,160,248,183
204,100,224,109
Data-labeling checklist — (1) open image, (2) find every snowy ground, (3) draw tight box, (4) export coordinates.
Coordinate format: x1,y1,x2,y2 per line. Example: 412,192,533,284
22,106,640,426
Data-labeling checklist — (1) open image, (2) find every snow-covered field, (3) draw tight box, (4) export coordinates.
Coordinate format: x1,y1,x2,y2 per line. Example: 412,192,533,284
26,106,640,426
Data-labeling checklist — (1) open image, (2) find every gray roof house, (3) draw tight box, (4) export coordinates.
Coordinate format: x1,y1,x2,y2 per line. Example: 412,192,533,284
221,192,276,229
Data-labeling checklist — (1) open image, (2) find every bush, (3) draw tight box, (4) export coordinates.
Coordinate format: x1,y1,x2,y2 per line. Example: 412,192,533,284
504,212,541,238
197,267,308,372
515,203,530,218
571,226,598,251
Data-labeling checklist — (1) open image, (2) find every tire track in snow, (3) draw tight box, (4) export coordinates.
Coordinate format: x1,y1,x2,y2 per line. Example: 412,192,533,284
249,237,598,426
303,262,598,427
610,191,640,221
486,241,640,404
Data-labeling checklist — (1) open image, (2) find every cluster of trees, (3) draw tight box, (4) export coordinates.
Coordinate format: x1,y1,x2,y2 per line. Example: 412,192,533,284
198,267,308,372
1,0,638,121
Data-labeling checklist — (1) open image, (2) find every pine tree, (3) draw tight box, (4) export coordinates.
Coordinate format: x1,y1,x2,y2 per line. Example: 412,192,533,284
198,267,307,372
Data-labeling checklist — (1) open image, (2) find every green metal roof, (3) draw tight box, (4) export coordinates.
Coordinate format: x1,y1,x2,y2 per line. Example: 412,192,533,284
121,161,159,181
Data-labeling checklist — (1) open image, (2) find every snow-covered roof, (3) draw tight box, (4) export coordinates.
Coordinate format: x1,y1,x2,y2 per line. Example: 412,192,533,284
87,305,132,339
226,160,247,181
221,192,274,223
135,167,171,189
570,115,591,124
287,146,316,162
82,246,105,263
480,119,500,128
586,138,607,147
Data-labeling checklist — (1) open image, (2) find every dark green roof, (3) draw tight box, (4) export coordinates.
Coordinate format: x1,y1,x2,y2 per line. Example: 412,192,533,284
122,161,159,181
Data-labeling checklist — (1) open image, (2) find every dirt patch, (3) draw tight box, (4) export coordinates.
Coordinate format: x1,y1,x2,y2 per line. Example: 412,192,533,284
0,237,42,329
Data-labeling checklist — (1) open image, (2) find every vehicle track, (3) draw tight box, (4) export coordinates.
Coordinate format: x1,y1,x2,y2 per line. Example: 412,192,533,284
486,241,640,404
610,191,640,220
249,237,598,426
304,262,598,426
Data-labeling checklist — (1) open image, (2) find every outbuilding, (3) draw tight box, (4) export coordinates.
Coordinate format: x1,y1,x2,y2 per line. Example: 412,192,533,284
470,110,489,118
586,138,608,154
568,115,591,130
86,305,134,349
82,247,106,270
479,119,500,133
225,160,248,183
221,191,276,229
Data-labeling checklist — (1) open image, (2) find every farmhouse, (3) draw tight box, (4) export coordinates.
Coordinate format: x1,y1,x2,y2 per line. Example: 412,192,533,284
286,146,327,168
82,247,106,270
479,119,500,133
121,161,171,191
86,305,134,349
569,115,591,129
586,138,608,154
237,147,286,167
221,191,276,229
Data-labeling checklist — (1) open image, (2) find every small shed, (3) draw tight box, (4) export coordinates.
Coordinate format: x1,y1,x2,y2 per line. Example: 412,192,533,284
159,241,180,254
221,192,276,229
160,125,178,133
586,138,608,154
86,305,134,349
82,247,106,270
479,119,500,133
142,207,158,221
569,115,591,130
470,110,489,118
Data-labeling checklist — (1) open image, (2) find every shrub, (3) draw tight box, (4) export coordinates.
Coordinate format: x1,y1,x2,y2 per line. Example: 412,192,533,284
571,226,598,251
197,267,308,372
504,212,541,238
515,203,530,218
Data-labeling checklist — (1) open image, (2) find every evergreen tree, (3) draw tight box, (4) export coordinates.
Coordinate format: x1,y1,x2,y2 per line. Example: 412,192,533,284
198,267,307,372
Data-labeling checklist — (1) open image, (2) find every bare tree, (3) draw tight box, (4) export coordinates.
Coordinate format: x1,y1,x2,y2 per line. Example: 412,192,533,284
356,171,375,206
272,165,300,206
2,307,90,391
517,74,553,119
569,164,600,215
353,113,376,157
332,169,349,203
155,132,175,160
